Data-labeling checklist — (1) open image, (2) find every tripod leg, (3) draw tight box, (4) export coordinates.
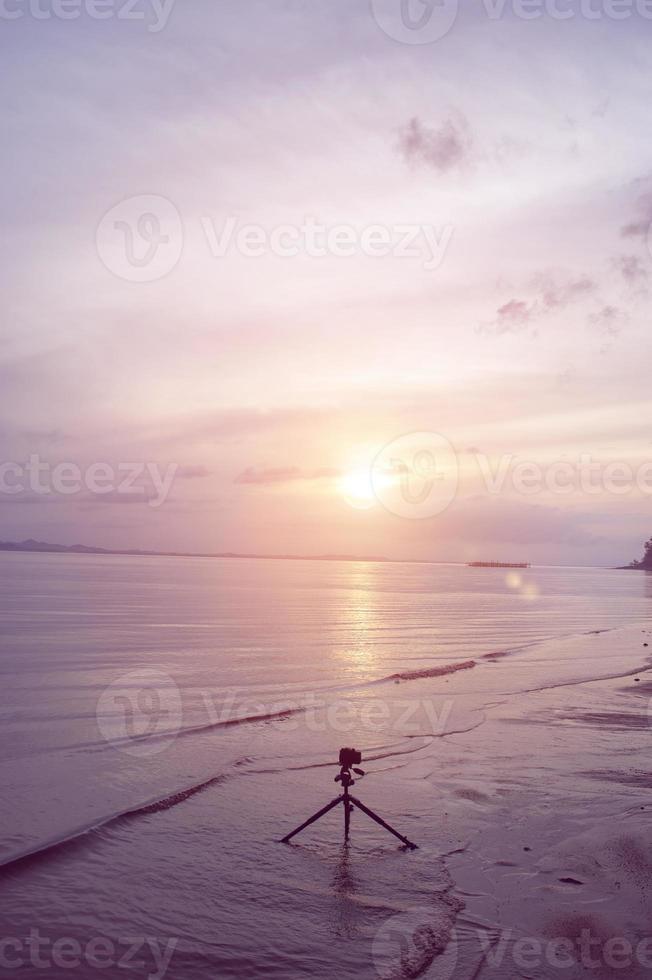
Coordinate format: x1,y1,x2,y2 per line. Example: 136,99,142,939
281,795,343,844
344,797,351,841
349,795,417,849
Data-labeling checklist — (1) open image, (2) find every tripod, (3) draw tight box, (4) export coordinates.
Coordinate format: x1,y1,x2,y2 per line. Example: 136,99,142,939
280,761,417,849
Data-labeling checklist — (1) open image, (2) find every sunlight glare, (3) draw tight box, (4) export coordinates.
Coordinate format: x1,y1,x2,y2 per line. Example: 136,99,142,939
338,470,377,511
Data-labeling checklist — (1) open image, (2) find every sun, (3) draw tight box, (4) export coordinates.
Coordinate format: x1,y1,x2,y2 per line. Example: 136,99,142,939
337,469,377,511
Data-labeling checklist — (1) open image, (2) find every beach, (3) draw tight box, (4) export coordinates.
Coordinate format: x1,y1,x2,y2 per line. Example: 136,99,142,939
1,553,652,979
5,0,652,975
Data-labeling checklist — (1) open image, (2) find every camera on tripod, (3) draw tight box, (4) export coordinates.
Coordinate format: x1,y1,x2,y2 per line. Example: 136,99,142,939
338,747,362,769
281,745,417,849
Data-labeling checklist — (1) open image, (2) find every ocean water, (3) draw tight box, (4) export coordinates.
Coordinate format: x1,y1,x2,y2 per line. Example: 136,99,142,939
1,553,651,979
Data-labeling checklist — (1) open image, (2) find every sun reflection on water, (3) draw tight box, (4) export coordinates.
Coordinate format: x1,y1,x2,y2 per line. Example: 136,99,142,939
334,563,382,675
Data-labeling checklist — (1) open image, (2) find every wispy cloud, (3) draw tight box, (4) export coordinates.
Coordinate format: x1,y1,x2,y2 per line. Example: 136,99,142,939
478,275,596,336
614,254,648,286
397,114,472,174
589,304,629,340
234,467,339,486
490,299,534,335
176,465,212,480
536,274,595,311
620,177,652,238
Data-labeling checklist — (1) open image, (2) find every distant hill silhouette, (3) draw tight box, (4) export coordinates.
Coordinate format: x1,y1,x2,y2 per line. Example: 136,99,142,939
627,537,652,570
0,538,111,554
0,538,391,564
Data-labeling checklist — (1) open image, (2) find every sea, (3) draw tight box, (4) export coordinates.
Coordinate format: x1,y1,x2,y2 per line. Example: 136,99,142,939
1,552,651,979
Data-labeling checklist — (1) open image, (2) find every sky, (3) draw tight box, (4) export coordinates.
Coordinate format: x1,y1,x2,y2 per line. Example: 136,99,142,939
2,0,652,565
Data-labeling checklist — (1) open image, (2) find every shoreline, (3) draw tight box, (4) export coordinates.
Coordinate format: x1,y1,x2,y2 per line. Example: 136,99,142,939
420,623,652,978
0,542,631,570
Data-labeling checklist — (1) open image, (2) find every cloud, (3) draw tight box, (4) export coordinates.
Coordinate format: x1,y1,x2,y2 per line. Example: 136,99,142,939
234,466,339,486
479,275,595,336
614,254,648,286
492,299,534,334
479,258,644,344
592,97,610,118
235,467,301,485
620,181,652,238
176,465,212,479
404,496,604,549
536,274,595,311
0,494,59,507
589,305,628,338
21,429,68,445
397,114,472,173
78,490,159,507
621,220,651,238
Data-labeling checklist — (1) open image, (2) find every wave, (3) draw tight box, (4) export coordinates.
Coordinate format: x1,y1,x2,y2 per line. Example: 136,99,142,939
519,662,651,697
0,770,235,878
102,705,305,752
0,716,472,878
384,660,476,682
14,706,307,761
3,623,649,883
0,739,436,877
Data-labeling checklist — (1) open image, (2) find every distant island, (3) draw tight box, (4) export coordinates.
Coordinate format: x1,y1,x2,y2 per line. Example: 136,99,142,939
0,538,396,564
0,539,540,568
468,561,530,569
625,537,652,570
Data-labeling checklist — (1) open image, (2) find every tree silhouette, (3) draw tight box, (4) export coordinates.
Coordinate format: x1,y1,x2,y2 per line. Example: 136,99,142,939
630,537,652,570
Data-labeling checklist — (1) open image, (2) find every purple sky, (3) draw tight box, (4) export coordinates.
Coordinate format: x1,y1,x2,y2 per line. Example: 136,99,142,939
2,1,652,565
